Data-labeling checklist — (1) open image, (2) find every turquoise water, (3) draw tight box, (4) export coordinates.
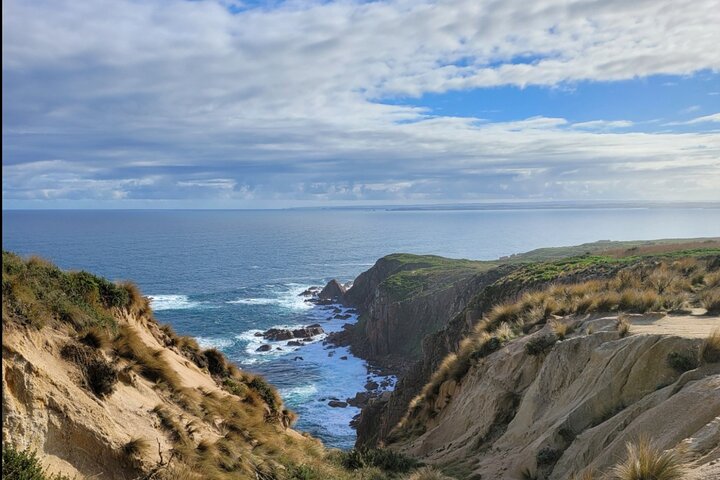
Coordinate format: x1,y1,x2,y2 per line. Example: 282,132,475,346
3,207,720,447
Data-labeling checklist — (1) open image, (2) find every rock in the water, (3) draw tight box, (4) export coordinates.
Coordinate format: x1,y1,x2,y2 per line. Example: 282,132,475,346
346,392,371,408
263,324,324,341
293,356,304,361
340,356,348,360
328,351,335,357
334,314,351,320
287,340,303,347
254,332,264,337
319,279,347,302
328,400,348,408
256,344,272,352
365,380,379,390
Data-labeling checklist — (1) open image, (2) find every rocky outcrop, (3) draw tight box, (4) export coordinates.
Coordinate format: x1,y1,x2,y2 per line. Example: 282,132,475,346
319,279,347,302
391,314,720,479
262,324,324,341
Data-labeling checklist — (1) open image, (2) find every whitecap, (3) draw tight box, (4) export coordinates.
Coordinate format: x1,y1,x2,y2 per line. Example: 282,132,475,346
227,284,312,311
280,384,318,400
148,294,201,311
227,298,276,305
195,336,234,350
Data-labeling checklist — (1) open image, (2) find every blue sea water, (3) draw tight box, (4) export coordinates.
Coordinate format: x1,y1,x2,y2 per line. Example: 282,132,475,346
3,207,720,448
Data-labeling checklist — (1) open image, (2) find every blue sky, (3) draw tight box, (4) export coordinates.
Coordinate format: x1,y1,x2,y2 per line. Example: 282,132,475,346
3,0,720,208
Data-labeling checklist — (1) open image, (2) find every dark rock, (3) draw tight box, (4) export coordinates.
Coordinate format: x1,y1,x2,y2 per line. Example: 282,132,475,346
293,356,304,361
256,344,272,352
365,380,379,390
334,314,352,320
333,307,342,314
346,391,371,408
254,332,264,337
264,324,324,341
328,351,335,357
287,340,303,347
276,347,283,350
319,279,347,302
340,356,348,360
328,400,348,408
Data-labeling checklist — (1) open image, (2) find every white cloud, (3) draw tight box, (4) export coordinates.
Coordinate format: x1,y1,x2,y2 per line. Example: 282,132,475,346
2,0,720,205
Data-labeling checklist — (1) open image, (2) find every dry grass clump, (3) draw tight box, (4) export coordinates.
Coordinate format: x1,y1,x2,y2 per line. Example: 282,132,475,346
403,466,454,480
616,315,631,338
701,329,720,363
123,437,151,457
114,325,181,389
610,437,685,480
700,288,720,315
549,320,574,340
570,469,597,480
79,326,112,349
60,341,118,397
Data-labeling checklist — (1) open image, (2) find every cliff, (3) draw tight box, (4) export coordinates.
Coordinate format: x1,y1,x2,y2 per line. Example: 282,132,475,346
365,251,720,479
343,240,720,451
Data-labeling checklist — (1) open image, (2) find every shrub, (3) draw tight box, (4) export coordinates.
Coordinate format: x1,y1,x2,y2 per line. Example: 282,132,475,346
666,351,699,372
701,329,720,363
1,444,72,480
79,327,110,350
2,444,45,480
610,437,685,480
525,334,557,356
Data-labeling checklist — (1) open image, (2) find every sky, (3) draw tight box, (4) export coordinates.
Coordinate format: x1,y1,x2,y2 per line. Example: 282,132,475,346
2,0,720,209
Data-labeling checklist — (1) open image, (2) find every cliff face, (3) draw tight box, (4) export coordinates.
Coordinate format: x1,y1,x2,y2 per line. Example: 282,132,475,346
391,314,720,480
352,259,626,446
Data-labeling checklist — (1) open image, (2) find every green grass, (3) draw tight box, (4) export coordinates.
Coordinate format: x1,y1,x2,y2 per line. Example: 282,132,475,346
2,251,139,330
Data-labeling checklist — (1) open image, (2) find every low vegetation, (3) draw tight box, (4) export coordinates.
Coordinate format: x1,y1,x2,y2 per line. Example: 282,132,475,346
394,256,720,437
702,328,720,363
610,437,685,480
2,444,72,480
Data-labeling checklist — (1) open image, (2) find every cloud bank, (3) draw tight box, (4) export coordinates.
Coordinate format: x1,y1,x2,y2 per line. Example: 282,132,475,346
3,0,720,206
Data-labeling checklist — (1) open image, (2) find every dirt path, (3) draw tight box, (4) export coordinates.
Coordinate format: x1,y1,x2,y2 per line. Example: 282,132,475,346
629,310,720,338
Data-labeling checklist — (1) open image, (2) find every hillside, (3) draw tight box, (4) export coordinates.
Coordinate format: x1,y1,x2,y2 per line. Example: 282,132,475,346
0,252,438,480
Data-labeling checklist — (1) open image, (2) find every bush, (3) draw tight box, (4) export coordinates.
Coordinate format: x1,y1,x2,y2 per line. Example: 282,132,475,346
525,334,557,356
123,437,150,457
610,437,685,480
1,444,72,480
248,376,280,415
2,444,45,480
666,351,699,372
616,316,631,338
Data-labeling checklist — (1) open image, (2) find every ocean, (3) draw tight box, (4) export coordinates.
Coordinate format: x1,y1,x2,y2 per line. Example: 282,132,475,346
3,207,720,448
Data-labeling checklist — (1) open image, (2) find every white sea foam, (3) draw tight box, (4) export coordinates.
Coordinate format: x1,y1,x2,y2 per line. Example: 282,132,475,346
148,294,201,311
280,384,318,400
227,298,276,305
195,336,234,350
227,284,312,310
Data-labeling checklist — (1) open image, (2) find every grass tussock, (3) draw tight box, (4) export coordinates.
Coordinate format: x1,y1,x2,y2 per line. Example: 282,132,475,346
396,256,720,438
123,437,151,457
60,342,118,397
610,437,685,480
701,328,720,363
113,325,181,389
403,466,454,480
